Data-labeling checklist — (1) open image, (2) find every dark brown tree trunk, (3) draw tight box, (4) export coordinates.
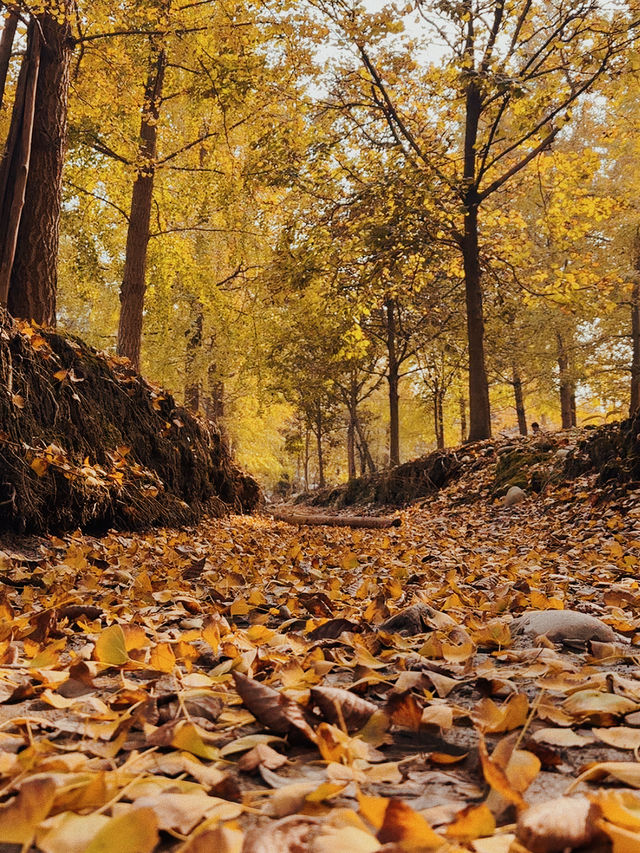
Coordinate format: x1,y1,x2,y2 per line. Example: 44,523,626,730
385,297,400,466
6,5,72,325
462,202,491,440
117,47,167,369
347,416,356,480
315,411,325,488
184,302,203,413
304,427,310,490
459,394,467,443
436,391,445,449
202,364,224,423
512,364,527,435
556,331,576,429
0,11,18,111
631,230,640,415
355,418,376,474
460,9,491,441
0,22,40,308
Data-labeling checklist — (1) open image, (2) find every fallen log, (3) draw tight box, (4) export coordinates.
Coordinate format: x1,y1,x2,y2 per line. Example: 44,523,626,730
268,508,401,529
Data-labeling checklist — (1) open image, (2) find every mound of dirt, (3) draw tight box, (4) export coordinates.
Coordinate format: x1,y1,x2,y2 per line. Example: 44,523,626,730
0,310,260,533
565,415,640,485
294,450,462,510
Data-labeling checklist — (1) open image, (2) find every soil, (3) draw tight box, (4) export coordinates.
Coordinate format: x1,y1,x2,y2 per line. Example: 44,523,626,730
0,310,260,533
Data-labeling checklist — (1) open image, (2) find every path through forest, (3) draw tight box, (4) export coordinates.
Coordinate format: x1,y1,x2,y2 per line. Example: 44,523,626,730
1,462,640,850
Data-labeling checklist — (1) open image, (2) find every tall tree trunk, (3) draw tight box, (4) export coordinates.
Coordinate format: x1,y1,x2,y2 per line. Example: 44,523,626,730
202,362,224,423
462,201,491,440
556,331,575,429
184,301,203,412
0,22,40,308
6,5,72,325
355,418,376,474
0,11,18,111
346,415,356,480
631,229,640,415
117,46,167,369
385,296,400,466
459,394,467,443
512,363,527,435
436,390,445,449
315,411,325,488
304,427,310,490
460,8,491,441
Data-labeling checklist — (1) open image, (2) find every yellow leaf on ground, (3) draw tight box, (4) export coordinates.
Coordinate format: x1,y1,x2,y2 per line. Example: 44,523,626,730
84,808,158,853
445,804,496,841
36,812,110,853
0,778,56,843
93,624,128,666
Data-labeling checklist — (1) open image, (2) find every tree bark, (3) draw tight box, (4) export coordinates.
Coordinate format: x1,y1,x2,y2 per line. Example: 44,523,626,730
117,46,167,369
355,417,376,474
459,6,491,441
556,331,576,429
459,394,467,443
270,509,401,529
304,427,310,490
512,363,527,435
462,201,491,440
184,301,203,412
0,11,18,111
7,5,72,325
385,296,400,466
0,22,40,308
346,414,356,480
315,411,325,488
631,229,640,415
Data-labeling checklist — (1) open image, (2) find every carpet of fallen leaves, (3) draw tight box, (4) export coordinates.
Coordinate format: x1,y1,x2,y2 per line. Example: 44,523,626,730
2,438,640,851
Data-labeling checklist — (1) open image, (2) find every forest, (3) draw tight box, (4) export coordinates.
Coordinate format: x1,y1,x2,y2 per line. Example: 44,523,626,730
0,0,638,492
4,2,640,852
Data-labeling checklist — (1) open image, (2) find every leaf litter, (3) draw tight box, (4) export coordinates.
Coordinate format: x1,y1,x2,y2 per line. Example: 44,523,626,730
1,437,640,849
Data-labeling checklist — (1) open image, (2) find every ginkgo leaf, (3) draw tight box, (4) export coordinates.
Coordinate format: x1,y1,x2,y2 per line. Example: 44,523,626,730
93,624,128,666
84,808,158,853
567,762,640,792
220,734,286,757
592,727,640,750
477,734,526,810
36,812,111,853
595,789,640,830
233,672,317,742
445,803,496,841
0,778,57,843
474,693,528,733
311,685,377,731
376,799,444,848
238,743,288,772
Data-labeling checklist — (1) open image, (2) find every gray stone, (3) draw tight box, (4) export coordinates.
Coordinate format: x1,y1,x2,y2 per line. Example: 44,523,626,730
503,485,526,507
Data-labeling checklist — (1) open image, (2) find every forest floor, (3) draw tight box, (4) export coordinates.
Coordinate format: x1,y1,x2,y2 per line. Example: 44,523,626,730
1,437,640,850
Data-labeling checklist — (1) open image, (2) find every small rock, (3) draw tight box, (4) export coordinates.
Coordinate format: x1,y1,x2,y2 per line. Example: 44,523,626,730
511,610,617,645
503,486,526,507
516,795,603,853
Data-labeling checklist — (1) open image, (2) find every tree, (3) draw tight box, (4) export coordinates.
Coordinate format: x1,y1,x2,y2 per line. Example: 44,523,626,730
0,1,73,324
311,0,634,438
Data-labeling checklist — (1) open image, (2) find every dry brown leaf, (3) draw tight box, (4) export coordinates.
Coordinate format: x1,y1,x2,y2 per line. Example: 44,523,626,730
233,672,317,742
242,816,321,853
311,685,377,731
238,743,288,772
0,777,57,844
